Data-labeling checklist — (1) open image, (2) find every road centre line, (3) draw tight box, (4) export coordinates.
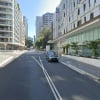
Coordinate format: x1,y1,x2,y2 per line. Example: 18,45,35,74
32,56,63,100
39,56,63,100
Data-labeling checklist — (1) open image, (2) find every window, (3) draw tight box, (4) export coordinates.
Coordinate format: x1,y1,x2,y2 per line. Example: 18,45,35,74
77,20,81,27
64,29,65,34
78,9,80,15
89,0,90,7
69,17,70,22
90,13,94,20
94,0,96,3
84,17,86,22
83,4,86,11
63,4,65,9
74,2,75,8
77,0,82,4
66,28,67,33
64,12,65,17
74,24,75,28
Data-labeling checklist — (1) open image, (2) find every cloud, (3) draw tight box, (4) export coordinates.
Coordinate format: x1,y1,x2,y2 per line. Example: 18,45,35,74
39,0,61,15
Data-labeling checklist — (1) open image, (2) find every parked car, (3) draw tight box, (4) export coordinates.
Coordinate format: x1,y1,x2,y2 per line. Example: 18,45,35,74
46,50,59,62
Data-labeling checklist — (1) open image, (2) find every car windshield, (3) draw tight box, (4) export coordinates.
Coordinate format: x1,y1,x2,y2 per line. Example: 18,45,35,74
48,51,57,56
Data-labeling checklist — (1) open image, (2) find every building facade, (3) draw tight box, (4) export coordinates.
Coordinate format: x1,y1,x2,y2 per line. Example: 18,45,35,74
53,8,60,40
36,16,43,38
23,16,28,39
0,0,26,50
36,12,54,40
42,12,54,29
53,0,100,56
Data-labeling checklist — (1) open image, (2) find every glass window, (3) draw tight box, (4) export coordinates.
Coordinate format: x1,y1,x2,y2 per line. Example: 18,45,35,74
83,4,86,11
90,13,94,20
78,9,80,15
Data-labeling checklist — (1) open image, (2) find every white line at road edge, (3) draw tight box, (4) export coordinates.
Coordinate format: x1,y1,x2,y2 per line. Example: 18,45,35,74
32,56,63,100
60,61,99,81
0,56,13,67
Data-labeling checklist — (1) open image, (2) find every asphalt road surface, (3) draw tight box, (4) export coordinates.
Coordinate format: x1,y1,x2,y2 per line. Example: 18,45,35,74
0,51,100,100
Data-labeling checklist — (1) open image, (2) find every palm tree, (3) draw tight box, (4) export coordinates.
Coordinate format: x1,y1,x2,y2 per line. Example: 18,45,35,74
85,40,99,58
71,42,79,55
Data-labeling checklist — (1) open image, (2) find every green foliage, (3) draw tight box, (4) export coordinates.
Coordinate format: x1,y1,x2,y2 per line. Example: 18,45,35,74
71,42,79,54
25,37,33,48
62,44,70,54
35,36,44,49
85,40,99,57
96,39,100,44
66,44,70,49
35,28,53,49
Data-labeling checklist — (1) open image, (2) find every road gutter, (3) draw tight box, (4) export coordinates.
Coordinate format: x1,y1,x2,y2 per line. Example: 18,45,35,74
0,56,14,68
60,61,100,83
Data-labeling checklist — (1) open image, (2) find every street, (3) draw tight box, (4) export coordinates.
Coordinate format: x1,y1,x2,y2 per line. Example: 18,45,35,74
0,51,100,100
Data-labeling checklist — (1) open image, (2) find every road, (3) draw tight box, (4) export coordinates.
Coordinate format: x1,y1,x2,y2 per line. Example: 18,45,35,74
0,51,100,100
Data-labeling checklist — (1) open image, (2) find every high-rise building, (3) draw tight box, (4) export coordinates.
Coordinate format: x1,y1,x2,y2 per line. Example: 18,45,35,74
0,0,26,50
36,13,54,40
23,16,28,38
42,12,54,29
36,16,43,38
53,7,60,39
53,0,100,55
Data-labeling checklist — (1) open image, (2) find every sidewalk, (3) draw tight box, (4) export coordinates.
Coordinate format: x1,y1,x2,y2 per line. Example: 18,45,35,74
62,55,100,68
0,50,26,67
60,55,100,81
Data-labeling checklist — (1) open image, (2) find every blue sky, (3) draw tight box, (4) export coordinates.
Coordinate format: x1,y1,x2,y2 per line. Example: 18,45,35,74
17,0,61,38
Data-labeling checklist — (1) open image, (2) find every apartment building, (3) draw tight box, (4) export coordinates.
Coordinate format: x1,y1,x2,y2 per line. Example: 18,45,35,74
42,12,54,29
36,12,54,40
53,8,60,39
53,0,100,56
23,16,28,39
0,0,26,50
36,16,43,38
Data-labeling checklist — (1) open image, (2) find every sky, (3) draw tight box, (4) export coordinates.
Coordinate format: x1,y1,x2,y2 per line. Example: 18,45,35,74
17,0,61,38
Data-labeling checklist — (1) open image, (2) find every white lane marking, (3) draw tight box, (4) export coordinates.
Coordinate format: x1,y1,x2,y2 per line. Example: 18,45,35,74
0,56,13,67
32,56,63,100
60,61,99,81
39,56,63,100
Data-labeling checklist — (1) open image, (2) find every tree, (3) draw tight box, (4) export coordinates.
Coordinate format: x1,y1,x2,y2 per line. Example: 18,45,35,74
96,39,100,44
35,27,53,49
62,44,70,54
26,37,33,48
71,42,79,55
35,36,44,49
85,40,99,57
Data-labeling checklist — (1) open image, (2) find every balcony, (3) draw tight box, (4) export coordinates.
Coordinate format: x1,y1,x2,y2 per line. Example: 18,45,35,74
0,33,12,38
0,11,12,15
0,27,13,32
0,22,12,26
0,37,12,43
0,1,12,8
0,16,12,20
